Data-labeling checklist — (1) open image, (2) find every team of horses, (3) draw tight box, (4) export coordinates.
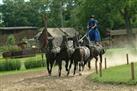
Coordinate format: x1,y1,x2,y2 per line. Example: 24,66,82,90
39,34,105,77
37,16,105,77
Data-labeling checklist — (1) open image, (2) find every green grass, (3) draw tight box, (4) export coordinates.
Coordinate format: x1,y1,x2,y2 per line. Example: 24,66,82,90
0,53,46,76
0,67,46,76
0,53,45,62
90,63,137,85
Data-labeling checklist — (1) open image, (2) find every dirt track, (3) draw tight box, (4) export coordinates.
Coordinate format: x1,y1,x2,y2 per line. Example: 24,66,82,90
1,52,137,91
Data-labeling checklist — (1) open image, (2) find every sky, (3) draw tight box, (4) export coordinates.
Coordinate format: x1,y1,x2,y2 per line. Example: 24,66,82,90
0,0,2,4
0,0,30,4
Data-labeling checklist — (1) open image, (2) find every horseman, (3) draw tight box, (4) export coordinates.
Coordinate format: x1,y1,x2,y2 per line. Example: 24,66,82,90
87,15,101,46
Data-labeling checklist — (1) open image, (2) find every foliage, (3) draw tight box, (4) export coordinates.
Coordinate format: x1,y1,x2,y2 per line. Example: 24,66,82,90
0,59,21,71
0,0,48,27
6,34,16,46
0,0,137,37
24,58,45,69
90,63,137,85
0,46,21,53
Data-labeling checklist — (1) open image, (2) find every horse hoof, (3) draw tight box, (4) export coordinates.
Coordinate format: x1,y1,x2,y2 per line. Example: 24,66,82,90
79,73,82,76
66,69,69,71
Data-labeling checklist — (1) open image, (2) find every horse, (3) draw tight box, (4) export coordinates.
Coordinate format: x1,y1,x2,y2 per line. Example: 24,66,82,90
67,35,105,76
44,35,75,77
45,37,61,76
56,35,76,77
67,35,92,76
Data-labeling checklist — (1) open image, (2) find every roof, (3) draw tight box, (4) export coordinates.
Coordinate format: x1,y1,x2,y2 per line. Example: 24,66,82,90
37,28,78,38
48,28,66,37
109,28,137,36
0,26,38,30
60,28,79,37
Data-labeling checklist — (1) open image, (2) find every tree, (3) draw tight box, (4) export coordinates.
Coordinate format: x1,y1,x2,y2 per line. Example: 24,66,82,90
70,0,137,37
0,0,49,27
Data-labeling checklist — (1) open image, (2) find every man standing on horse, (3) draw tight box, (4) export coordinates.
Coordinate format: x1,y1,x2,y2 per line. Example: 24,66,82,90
87,15,101,45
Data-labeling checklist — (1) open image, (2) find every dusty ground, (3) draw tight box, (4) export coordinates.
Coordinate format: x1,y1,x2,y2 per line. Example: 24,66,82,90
1,52,137,91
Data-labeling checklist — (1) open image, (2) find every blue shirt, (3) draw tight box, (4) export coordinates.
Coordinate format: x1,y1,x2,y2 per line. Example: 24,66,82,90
87,19,101,42
88,18,98,30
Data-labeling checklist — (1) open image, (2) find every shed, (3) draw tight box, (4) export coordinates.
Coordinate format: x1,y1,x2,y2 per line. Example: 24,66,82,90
35,27,79,47
109,28,137,47
0,26,38,45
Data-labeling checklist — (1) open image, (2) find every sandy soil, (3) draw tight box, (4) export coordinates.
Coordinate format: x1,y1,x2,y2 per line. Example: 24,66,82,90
1,51,137,91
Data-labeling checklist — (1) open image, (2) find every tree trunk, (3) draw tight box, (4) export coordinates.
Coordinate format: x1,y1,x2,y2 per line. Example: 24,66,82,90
60,0,64,27
123,7,132,37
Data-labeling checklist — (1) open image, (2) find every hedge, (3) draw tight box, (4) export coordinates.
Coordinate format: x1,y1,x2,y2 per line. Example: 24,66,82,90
0,59,21,71
24,59,46,69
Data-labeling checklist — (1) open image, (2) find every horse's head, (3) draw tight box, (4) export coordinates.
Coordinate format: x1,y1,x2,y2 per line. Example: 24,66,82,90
47,37,54,50
60,36,69,49
72,34,81,48
101,46,106,55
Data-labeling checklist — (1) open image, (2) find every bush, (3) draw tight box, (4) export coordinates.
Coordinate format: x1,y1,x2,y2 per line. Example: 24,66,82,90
24,59,45,69
6,34,16,46
0,46,21,53
0,59,21,71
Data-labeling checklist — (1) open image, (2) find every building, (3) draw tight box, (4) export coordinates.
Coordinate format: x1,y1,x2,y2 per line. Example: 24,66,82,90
35,28,79,47
0,26,38,45
109,28,137,47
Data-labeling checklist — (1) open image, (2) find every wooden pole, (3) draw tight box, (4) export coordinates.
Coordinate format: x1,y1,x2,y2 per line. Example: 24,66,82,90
41,53,44,61
104,58,107,69
99,62,102,77
131,62,135,80
126,54,129,64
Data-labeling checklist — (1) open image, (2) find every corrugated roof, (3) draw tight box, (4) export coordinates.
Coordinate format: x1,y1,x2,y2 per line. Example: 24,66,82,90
47,28,65,37
37,28,78,38
60,28,79,37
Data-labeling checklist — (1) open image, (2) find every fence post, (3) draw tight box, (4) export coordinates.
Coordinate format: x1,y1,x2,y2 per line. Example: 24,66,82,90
41,53,44,61
126,54,129,65
104,58,107,69
131,62,135,80
99,62,102,77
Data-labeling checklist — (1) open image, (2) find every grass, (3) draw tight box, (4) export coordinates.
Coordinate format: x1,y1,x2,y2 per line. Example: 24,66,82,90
89,63,137,85
0,67,46,76
0,53,45,62
0,53,46,76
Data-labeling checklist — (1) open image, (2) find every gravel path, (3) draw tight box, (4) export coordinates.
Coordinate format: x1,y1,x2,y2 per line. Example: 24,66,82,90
1,52,137,91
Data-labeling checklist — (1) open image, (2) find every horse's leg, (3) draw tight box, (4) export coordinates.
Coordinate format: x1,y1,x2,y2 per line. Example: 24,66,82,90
65,59,69,71
79,62,81,72
49,60,54,76
46,59,51,76
99,54,102,64
58,60,62,77
67,58,73,76
99,54,103,72
82,62,84,71
88,57,93,70
88,60,91,70
73,61,78,75
95,56,98,74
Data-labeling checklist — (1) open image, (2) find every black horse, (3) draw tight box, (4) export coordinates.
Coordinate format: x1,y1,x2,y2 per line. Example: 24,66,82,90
45,37,61,76
56,36,76,77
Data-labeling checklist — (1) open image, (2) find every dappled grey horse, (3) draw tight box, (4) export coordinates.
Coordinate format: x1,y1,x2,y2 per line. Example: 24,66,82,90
67,35,105,75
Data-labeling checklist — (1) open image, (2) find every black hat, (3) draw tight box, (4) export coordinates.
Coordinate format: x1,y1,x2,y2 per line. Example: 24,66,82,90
90,15,95,18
